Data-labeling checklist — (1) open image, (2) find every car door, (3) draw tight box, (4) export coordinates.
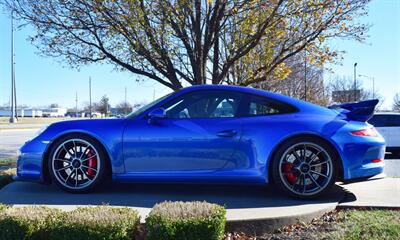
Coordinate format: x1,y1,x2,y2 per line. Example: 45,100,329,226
122,90,244,173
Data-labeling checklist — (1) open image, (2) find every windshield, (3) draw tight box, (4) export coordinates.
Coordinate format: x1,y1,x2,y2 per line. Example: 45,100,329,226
127,92,173,118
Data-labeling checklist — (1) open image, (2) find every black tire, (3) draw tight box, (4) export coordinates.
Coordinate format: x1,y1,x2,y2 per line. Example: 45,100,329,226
271,136,338,199
48,133,108,193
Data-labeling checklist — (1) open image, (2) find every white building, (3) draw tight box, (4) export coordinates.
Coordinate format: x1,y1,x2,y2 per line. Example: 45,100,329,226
24,109,43,118
42,108,67,117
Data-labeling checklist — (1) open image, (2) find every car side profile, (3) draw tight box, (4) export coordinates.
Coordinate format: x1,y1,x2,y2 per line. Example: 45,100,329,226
369,112,400,156
17,85,385,198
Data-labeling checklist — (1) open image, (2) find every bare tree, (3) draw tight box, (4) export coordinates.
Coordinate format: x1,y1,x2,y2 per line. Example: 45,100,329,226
5,0,370,90
116,101,133,114
328,76,382,106
393,93,400,112
256,54,329,106
94,95,111,117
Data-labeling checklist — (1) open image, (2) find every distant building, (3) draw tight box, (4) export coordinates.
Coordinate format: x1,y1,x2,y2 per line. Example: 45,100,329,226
41,108,67,117
24,109,43,118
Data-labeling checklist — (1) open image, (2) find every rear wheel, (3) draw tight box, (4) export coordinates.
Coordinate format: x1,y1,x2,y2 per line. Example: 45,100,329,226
48,134,107,193
271,137,338,199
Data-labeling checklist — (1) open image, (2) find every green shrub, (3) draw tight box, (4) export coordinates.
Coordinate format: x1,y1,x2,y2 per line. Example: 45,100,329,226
0,204,8,211
0,206,60,240
50,206,140,240
0,173,13,189
146,201,226,240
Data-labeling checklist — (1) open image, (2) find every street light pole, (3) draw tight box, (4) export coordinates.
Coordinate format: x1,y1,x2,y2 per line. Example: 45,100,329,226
9,10,17,123
353,63,358,102
358,74,375,99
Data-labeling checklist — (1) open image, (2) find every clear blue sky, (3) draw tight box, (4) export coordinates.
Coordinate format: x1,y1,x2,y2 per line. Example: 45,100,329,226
0,0,399,109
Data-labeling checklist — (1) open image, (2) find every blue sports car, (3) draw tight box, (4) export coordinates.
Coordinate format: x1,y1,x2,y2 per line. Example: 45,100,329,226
17,85,385,198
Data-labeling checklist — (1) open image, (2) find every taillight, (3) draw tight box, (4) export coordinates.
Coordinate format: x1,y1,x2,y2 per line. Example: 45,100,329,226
371,158,383,163
351,127,379,137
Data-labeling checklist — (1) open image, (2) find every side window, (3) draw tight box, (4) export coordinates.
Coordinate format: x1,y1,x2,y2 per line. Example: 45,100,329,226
390,116,400,127
163,90,242,119
369,115,400,127
245,95,296,117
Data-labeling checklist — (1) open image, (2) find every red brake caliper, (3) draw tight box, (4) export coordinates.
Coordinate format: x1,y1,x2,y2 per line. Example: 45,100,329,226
283,163,297,184
86,150,97,177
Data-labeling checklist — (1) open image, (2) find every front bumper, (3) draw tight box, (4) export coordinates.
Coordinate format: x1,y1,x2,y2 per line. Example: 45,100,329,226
16,139,49,182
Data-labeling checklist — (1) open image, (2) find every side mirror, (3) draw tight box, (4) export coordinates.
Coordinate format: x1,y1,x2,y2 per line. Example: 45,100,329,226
148,108,166,123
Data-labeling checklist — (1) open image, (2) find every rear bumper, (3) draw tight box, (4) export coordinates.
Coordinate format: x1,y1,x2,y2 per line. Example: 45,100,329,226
330,124,386,181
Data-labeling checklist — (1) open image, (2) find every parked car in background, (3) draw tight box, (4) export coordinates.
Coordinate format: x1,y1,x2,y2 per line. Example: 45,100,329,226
369,112,400,156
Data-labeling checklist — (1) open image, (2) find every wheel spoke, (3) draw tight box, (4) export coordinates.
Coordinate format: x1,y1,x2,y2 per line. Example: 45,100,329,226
310,170,328,178
81,165,97,172
72,140,78,158
79,146,88,160
74,169,78,187
291,149,301,162
54,158,70,163
307,173,321,189
56,165,72,172
308,150,322,163
302,174,306,193
302,144,307,160
62,144,72,158
310,161,328,167
81,154,97,162
80,168,91,180
64,170,73,183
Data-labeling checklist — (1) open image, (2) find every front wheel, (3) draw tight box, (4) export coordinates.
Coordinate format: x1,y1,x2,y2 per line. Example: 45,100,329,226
271,137,338,199
48,134,107,193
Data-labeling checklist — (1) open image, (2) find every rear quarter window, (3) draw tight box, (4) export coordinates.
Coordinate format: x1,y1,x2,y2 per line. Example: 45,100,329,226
242,95,297,117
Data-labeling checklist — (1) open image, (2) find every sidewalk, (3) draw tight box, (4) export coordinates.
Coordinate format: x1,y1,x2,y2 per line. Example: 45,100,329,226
0,124,43,131
339,178,400,209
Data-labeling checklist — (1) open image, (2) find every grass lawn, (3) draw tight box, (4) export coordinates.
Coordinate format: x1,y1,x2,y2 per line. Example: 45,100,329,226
0,117,70,125
326,210,400,240
227,210,399,239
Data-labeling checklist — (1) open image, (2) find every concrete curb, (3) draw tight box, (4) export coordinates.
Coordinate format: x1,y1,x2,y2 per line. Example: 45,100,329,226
225,204,337,235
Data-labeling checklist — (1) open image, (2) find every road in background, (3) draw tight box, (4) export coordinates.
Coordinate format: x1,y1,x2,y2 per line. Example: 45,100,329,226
0,129,38,158
1,128,399,176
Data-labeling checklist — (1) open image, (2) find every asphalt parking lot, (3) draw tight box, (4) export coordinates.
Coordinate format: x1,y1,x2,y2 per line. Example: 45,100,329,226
1,127,399,176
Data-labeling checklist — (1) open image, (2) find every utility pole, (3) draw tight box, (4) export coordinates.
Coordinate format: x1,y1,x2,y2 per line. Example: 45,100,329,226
75,92,78,118
9,10,17,123
359,74,375,99
124,86,127,114
353,63,358,102
89,77,92,119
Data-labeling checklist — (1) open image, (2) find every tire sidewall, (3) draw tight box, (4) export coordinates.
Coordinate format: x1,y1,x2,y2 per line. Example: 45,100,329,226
271,136,338,199
48,134,107,193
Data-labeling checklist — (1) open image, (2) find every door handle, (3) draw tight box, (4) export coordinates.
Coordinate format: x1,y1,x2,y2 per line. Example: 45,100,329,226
217,130,237,137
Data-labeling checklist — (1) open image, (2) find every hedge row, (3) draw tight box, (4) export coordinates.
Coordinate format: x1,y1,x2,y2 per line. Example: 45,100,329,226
0,206,140,240
0,201,226,240
147,201,226,240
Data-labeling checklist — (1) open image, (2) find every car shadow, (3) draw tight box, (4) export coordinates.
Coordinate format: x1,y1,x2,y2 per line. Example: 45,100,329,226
0,181,349,209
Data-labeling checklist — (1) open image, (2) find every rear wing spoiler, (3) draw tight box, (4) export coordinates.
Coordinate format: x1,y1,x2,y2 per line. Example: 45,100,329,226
328,99,379,122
